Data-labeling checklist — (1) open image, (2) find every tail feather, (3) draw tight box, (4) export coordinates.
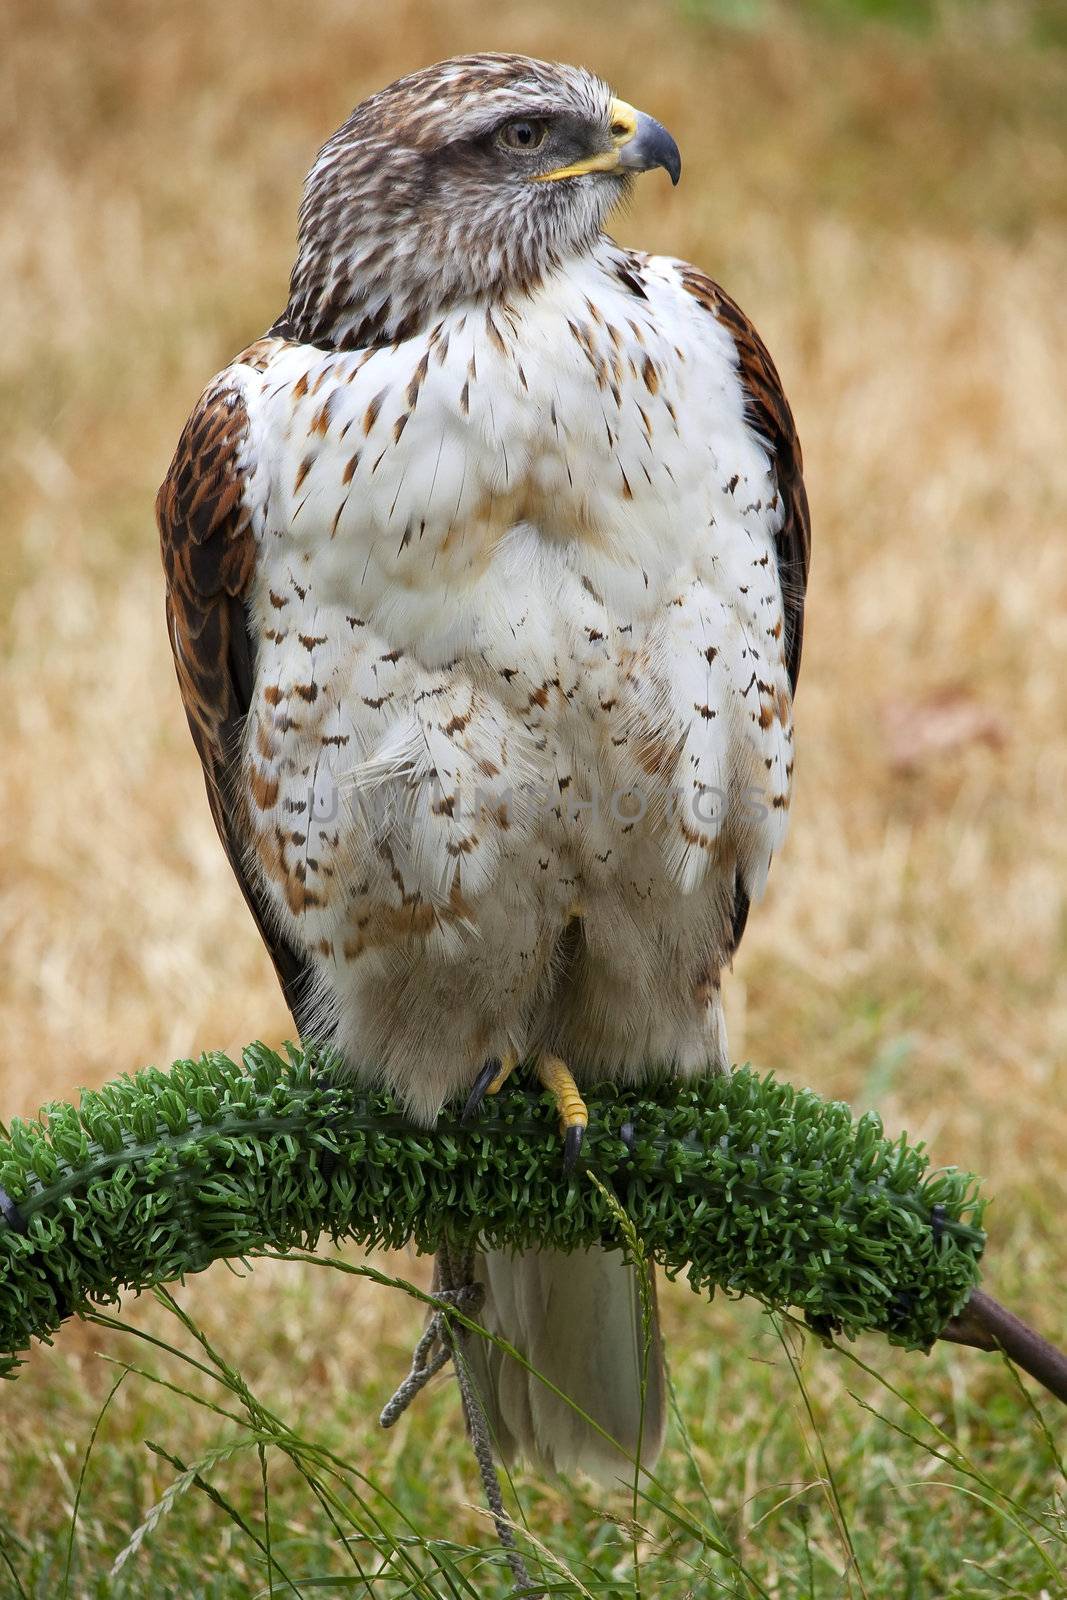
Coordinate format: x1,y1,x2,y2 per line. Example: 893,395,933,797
460,1245,665,1485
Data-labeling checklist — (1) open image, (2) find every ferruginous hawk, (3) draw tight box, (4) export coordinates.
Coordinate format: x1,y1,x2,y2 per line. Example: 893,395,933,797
158,53,810,1483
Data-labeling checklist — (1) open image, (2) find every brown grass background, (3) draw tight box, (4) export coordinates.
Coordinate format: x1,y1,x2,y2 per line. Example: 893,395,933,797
1,0,1066,1577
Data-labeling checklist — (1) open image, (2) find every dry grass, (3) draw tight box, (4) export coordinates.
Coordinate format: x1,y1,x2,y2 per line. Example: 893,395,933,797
2,0,1067,1593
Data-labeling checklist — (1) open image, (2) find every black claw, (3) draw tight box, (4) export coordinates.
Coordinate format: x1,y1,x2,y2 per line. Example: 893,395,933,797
462,1056,502,1123
563,1121,586,1176
0,1187,27,1236
0,1185,71,1321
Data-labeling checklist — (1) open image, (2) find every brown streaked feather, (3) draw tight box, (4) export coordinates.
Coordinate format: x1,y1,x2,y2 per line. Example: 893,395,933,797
679,267,811,693
678,268,810,960
157,380,313,1031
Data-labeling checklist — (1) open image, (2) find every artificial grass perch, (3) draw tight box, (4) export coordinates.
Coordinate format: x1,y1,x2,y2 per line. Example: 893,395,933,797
0,1044,1063,1407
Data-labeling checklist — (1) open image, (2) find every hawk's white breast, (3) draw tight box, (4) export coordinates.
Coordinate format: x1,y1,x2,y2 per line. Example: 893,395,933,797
224,240,793,1116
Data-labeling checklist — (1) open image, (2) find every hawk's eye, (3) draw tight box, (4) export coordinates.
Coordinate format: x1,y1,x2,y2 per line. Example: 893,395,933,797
497,118,549,152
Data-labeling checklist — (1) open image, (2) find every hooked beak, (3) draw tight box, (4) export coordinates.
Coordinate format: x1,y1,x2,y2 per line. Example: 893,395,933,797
534,97,681,186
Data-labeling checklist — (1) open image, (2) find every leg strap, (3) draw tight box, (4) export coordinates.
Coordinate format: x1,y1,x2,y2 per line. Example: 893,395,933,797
380,1240,543,1597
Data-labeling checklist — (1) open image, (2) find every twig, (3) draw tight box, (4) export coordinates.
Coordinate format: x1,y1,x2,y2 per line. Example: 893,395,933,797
941,1289,1067,1406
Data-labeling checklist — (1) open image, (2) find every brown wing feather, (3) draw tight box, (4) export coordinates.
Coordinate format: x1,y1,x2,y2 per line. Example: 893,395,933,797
679,268,811,693
157,380,313,1031
678,268,811,957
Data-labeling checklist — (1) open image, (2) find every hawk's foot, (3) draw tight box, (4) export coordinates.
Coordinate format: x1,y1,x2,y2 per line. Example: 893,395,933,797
536,1053,588,1174
461,1050,587,1172
461,1050,518,1123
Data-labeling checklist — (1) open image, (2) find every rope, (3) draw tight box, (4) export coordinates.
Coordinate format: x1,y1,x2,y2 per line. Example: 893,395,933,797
379,1240,542,1598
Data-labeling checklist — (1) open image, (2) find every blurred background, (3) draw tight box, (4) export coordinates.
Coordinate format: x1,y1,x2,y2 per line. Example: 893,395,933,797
2,0,1067,1593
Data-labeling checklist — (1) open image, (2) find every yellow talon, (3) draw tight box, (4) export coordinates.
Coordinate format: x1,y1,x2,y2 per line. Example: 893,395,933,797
486,1050,518,1096
537,1054,589,1138
462,1049,519,1122
466,1051,588,1172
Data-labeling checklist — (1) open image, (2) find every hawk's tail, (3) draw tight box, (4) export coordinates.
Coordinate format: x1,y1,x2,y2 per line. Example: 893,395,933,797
459,1244,666,1485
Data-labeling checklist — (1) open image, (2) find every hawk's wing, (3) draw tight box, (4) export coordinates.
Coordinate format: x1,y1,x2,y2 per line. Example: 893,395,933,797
157,374,315,1032
677,267,811,951
681,267,811,694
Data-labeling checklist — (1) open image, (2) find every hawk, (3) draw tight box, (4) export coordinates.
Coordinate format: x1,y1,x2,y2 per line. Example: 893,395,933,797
158,53,809,1483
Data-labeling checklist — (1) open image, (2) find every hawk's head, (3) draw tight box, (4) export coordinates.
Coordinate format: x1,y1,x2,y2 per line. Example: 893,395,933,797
280,54,681,349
